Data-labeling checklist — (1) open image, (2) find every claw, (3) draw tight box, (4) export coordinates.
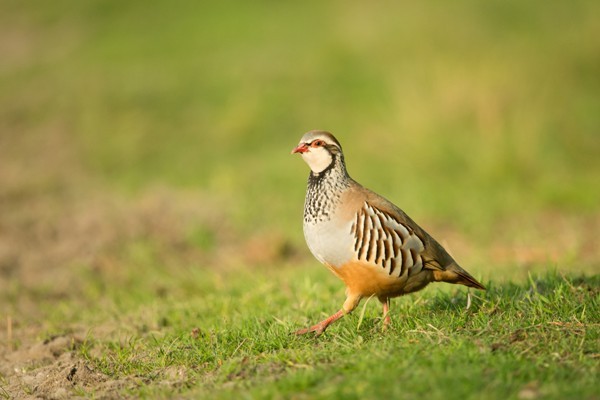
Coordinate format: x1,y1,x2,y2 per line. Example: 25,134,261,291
294,309,345,336
294,324,326,336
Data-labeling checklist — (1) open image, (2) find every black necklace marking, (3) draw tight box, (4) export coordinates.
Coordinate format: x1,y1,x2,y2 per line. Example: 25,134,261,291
304,153,350,224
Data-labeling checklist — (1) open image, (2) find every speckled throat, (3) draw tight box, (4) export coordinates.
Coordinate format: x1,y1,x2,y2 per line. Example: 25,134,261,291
303,154,351,224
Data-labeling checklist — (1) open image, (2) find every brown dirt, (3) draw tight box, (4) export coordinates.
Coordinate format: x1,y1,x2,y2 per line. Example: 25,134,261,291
1,333,125,399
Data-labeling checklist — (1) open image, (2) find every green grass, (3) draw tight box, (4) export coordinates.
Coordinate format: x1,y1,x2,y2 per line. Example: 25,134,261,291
63,268,599,399
0,0,599,398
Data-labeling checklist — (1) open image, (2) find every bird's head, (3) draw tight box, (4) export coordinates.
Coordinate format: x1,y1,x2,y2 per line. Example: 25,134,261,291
292,130,343,174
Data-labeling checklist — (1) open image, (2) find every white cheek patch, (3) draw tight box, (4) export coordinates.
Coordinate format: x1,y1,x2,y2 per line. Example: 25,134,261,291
302,148,333,173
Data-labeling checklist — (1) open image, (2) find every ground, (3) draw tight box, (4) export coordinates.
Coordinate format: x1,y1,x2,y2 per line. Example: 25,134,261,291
0,1,599,399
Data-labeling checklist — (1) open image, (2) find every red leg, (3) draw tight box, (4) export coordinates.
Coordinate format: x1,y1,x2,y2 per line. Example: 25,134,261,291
382,298,391,329
295,309,345,336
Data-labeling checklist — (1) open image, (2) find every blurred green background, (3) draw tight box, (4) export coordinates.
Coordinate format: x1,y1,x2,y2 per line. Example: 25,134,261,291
1,1,599,397
1,0,599,287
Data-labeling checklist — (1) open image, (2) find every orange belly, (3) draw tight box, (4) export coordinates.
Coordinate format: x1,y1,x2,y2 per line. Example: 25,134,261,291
326,261,407,297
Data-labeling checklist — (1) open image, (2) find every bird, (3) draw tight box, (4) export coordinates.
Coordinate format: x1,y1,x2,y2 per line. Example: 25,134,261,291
291,130,485,335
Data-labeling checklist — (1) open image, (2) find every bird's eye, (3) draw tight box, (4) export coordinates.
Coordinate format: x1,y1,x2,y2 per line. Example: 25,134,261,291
311,140,324,147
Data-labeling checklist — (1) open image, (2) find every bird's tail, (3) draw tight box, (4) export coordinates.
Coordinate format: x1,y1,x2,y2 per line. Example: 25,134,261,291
433,263,486,290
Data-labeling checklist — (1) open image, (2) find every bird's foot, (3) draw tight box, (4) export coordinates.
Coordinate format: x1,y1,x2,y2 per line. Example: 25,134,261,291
381,300,391,331
294,323,327,336
382,315,392,331
295,309,345,336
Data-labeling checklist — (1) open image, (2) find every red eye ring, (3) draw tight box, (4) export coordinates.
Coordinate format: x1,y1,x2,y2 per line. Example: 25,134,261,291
311,140,325,147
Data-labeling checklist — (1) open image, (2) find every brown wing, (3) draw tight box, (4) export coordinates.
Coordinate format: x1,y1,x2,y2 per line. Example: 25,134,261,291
350,201,427,279
354,186,485,290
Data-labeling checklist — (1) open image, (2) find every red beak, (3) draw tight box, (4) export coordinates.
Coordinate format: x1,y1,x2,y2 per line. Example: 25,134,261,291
291,143,309,154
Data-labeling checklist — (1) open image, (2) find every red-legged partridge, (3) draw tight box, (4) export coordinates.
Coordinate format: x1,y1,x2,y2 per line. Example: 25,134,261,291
292,130,485,335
